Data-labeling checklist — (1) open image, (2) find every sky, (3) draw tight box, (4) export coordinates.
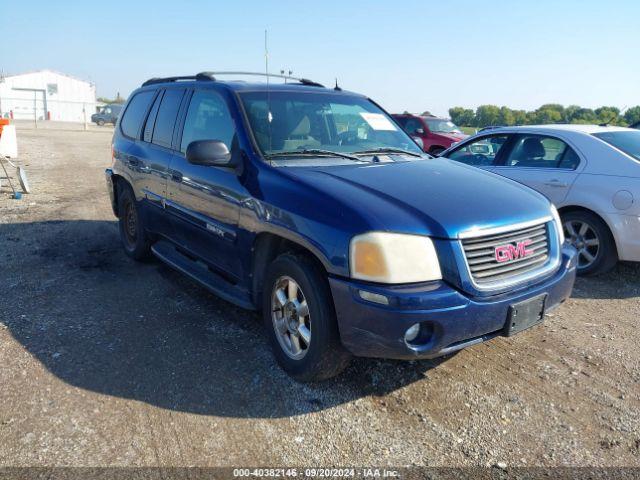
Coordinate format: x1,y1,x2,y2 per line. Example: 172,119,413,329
1,0,639,117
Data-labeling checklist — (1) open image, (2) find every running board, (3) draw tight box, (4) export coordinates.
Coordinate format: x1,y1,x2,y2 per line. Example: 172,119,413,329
151,240,255,310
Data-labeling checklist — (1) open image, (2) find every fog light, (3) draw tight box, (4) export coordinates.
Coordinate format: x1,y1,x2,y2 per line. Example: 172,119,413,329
358,290,389,305
404,323,420,343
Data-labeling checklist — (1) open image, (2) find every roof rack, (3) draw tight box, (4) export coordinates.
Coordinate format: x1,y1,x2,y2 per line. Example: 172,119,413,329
141,71,324,88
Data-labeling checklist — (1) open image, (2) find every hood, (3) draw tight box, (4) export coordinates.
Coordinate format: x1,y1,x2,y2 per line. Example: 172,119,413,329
284,159,551,239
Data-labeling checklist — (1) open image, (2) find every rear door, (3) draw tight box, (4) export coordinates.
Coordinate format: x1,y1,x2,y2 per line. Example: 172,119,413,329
127,87,186,233
493,134,581,205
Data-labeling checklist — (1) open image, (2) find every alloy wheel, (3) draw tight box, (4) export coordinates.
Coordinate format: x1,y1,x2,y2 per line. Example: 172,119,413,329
271,276,311,360
564,219,600,270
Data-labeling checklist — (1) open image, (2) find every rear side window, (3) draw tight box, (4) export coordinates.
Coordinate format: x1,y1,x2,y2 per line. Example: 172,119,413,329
143,92,163,143
120,91,155,139
152,89,185,148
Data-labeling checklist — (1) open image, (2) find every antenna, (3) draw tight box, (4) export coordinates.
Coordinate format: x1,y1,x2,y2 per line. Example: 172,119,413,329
334,78,342,91
265,29,272,158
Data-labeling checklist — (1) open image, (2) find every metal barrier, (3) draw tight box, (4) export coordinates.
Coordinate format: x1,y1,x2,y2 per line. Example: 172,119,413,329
0,97,120,131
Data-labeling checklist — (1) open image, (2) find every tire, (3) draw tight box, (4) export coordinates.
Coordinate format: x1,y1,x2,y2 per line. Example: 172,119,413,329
97,119,105,126
562,210,617,276
262,253,351,381
117,182,152,261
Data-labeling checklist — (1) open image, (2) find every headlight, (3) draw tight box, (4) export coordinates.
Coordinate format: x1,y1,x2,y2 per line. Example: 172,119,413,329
551,204,565,244
350,232,442,284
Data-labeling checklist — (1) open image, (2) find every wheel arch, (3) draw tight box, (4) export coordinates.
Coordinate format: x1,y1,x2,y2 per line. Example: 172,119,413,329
557,205,619,259
251,232,331,308
110,174,133,217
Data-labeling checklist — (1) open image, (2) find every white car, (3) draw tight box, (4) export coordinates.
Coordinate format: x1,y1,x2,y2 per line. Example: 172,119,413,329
441,124,640,275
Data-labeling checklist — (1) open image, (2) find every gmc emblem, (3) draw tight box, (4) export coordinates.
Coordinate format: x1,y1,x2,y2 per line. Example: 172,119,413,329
495,239,535,263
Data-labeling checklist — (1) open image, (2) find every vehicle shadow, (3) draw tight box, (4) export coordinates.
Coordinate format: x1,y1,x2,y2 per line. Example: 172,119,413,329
0,220,446,418
571,262,640,300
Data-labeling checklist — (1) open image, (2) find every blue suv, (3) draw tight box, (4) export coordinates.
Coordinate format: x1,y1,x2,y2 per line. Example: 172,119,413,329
106,72,577,381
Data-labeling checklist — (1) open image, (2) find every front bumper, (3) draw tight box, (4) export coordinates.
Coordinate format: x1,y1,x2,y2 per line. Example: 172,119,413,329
329,245,577,360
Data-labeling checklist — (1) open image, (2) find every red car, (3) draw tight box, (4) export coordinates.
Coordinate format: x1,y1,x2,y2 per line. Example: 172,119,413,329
392,113,468,155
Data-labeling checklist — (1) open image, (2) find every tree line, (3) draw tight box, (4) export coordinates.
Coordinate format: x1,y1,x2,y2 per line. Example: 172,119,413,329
448,104,640,128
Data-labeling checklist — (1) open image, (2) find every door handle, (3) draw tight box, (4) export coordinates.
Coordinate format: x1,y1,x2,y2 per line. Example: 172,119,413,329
170,169,183,182
544,179,568,188
126,155,141,167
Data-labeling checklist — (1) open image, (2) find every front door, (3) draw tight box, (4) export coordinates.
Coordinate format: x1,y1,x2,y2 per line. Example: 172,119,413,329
166,89,247,280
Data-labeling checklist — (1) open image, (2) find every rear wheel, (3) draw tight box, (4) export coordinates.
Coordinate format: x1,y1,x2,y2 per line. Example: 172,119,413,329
262,253,351,381
117,183,151,261
97,119,105,126
562,210,617,276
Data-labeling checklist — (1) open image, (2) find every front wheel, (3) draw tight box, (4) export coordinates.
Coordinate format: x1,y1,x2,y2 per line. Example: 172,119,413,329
562,211,617,276
97,119,105,126
262,253,351,381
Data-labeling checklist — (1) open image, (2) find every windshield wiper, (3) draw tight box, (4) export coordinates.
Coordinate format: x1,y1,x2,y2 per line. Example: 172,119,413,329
352,148,424,158
265,149,363,162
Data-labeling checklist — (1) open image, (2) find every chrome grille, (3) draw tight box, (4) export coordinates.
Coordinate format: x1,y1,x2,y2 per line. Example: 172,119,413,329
462,223,550,285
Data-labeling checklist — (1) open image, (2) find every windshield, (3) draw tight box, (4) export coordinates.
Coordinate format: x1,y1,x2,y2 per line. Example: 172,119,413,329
239,91,422,159
593,131,640,161
425,119,461,134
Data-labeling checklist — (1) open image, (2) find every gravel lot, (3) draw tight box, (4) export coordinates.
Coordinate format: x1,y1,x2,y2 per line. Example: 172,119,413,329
0,123,639,468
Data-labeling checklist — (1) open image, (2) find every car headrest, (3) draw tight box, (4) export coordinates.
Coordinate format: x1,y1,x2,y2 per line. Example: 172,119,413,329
290,116,311,137
521,138,545,158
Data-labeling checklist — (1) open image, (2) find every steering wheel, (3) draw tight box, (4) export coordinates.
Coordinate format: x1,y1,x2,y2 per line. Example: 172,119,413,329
337,130,359,146
471,154,491,165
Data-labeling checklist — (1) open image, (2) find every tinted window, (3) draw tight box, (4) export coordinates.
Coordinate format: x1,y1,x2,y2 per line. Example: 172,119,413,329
593,131,640,161
504,135,575,168
447,135,509,166
143,92,162,143
181,90,236,153
152,89,185,148
120,91,154,139
558,147,580,169
394,116,407,127
403,118,423,135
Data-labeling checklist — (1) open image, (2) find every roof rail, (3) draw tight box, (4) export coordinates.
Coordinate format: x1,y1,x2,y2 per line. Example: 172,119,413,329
141,73,215,87
197,71,324,87
141,71,324,88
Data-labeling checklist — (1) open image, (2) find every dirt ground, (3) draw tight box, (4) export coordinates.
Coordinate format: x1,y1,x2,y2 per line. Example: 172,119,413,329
0,123,638,468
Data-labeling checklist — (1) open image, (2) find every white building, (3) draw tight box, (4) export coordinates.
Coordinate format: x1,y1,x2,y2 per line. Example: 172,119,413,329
0,70,97,122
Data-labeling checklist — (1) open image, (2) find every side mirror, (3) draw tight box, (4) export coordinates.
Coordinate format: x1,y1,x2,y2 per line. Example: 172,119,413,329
412,136,424,150
186,140,234,167
415,128,425,135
